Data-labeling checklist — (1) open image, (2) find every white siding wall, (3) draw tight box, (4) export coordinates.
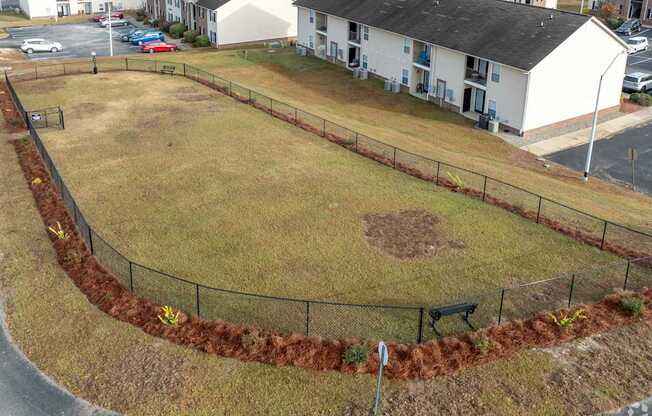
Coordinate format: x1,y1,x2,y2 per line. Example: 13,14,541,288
361,26,412,83
21,0,57,17
524,18,627,131
297,6,312,47
431,47,465,109
485,63,528,130
324,14,347,62
216,0,296,46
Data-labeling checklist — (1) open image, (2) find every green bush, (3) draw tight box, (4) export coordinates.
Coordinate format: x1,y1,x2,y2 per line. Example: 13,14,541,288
630,93,640,101
342,345,368,365
143,18,150,25
605,17,624,30
169,22,185,38
194,35,210,47
620,298,645,315
183,30,198,43
633,93,652,107
150,18,159,27
135,8,146,20
160,21,172,33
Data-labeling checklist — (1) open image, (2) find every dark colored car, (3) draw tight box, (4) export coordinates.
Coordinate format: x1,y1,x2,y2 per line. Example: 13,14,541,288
616,18,641,36
121,29,145,42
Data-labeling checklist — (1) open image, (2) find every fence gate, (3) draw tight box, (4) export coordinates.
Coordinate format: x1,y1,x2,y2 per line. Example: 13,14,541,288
26,107,64,129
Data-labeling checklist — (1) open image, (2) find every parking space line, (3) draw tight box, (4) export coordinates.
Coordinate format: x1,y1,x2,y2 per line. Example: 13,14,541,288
630,57,652,66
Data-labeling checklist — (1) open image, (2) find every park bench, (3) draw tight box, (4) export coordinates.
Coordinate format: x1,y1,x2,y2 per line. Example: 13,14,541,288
160,64,176,75
429,302,478,337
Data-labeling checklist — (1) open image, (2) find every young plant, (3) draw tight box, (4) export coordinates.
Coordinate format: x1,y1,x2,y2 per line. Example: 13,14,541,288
343,345,369,365
446,172,465,189
31,177,42,185
620,298,645,316
549,308,587,329
158,305,180,327
47,221,68,240
473,337,494,354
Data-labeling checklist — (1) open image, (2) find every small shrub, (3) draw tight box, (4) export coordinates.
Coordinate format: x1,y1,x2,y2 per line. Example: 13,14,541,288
474,337,494,354
620,298,645,316
135,8,146,20
549,308,587,329
48,222,68,240
143,18,150,25
194,35,210,47
158,305,180,326
183,30,198,43
169,22,185,38
31,177,42,185
150,19,159,27
342,345,368,365
160,21,172,33
633,93,652,107
605,17,624,30
446,172,465,189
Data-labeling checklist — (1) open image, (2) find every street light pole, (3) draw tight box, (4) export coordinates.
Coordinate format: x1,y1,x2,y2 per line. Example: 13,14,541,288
583,50,625,182
108,4,114,57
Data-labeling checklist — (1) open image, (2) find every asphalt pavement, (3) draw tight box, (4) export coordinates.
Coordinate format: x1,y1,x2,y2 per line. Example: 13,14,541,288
0,303,119,416
547,120,652,195
0,21,147,60
623,28,652,75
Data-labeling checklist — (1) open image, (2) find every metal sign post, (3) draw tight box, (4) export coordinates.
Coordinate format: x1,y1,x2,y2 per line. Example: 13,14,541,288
629,148,638,191
372,341,389,416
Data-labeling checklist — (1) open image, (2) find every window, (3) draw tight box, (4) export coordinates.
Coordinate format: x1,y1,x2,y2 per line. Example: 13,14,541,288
446,88,454,102
309,9,314,23
175,0,179,6
210,31,217,43
363,26,369,41
403,38,410,54
648,8,652,18
362,54,368,69
491,63,501,82
436,79,446,98
309,35,314,48
168,12,173,21
209,11,216,22
338,49,343,60
488,100,497,119
401,69,409,85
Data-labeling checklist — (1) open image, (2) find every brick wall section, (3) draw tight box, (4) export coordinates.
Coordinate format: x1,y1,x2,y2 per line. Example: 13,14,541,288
522,105,621,140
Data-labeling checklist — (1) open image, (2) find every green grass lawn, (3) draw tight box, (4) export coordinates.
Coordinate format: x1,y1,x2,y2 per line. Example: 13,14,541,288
130,48,652,235
13,71,621,339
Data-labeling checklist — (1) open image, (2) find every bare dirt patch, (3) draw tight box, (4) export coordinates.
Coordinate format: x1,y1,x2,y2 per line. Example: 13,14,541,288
362,209,452,260
175,93,214,102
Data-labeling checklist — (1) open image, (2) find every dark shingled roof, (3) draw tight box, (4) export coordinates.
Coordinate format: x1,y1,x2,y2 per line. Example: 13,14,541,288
293,0,592,70
196,0,230,10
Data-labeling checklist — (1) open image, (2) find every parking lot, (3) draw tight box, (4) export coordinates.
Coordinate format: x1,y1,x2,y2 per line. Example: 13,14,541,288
0,21,148,60
623,28,652,75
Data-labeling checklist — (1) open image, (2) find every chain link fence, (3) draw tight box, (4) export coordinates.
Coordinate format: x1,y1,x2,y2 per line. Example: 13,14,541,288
4,61,652,344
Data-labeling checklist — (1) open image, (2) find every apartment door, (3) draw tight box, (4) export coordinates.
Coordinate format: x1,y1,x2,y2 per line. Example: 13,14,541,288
463,88,472,112
474,89,486,113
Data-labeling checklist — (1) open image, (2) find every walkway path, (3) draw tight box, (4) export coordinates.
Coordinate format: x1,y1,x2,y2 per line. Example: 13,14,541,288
0,303,119,416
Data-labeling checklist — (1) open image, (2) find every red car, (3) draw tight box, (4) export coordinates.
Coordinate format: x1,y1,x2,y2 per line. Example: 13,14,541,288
92,11,124,22
140,42,178,53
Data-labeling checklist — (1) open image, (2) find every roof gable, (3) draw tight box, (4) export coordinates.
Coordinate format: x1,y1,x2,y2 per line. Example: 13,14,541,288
294,0,592,70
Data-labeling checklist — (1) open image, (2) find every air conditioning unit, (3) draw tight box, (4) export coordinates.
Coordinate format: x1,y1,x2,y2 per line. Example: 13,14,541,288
359,69,368,80
391,80,400,93
296,46,307,56
488,120,500,133
384,80,392,91
352,68,360,78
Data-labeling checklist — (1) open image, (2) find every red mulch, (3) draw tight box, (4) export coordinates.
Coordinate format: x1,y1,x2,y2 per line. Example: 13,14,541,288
621,99,643,114
0,81,27,132
10,134,652,380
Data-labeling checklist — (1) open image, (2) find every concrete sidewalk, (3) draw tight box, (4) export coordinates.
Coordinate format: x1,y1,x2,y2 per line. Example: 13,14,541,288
520,106,652,156
0,302,119,416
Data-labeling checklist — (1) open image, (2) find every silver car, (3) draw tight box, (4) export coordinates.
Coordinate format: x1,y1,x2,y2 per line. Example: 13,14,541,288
20,38,63,54
100,18,129,27
623,72,652,92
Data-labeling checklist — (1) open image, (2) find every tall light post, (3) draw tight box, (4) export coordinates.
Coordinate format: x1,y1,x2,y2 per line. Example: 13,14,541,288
107,4,114,57
583,50,626,182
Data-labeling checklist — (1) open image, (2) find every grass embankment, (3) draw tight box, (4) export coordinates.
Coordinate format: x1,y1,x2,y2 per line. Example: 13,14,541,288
13,72,617,316
140,48,652,234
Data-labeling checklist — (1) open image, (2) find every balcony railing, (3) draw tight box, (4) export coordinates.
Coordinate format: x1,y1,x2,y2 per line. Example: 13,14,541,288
348,31,361,43
464,68,487,86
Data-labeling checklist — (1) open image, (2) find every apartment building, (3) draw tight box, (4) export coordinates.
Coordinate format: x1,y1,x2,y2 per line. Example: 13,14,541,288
18,0,143,18
295,0,628,137
146,0,297,47
590,0,652,24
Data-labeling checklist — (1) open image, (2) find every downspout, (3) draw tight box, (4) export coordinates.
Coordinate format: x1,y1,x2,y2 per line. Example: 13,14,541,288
520,71,531,136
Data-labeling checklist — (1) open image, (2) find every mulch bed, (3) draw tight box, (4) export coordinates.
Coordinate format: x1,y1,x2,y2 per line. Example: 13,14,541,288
9,133,652,380
0,81,27,132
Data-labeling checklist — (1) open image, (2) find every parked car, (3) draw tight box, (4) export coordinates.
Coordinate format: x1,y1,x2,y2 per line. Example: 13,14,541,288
140,41,178,53
626,36,649,54
131,32,165,45
93,11,124,22
623,72,652,92
20,38,63,54
100,18,129,27
615,18,641,36
121,29,145,41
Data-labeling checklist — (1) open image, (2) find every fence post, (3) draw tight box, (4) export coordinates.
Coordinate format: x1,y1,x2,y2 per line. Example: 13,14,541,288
305,301,310,336
128,261,134,292
322,119,326,137
600,222,608,250
536,197,542,224
229,81,232,96
88,225,94,254
416,307,424,343
270,98,274,115
196,284,201,317
63,63,66,75
393,148,397,168
294,108,298,125
355,132,358,153
183,63,186,77
623,260,631,290
568,274,576,307
435,161,441,185
59,106,65,130
498,288,506,324
249,89,252,104
125,56,128,70
35,65,37,80
482,176,487,201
